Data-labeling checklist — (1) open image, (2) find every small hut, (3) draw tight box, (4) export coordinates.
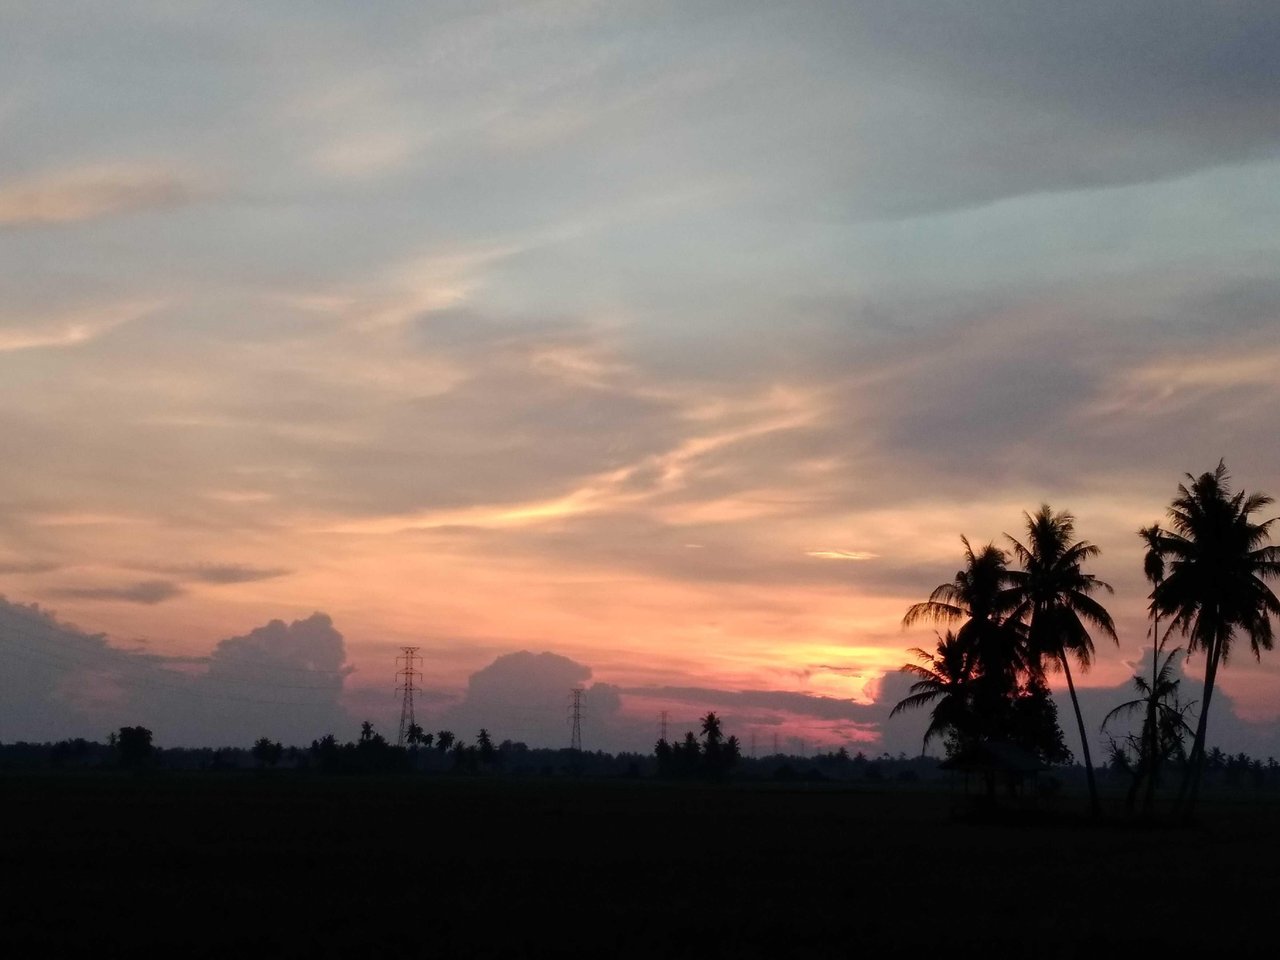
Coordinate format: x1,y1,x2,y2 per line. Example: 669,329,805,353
940,739,1049,810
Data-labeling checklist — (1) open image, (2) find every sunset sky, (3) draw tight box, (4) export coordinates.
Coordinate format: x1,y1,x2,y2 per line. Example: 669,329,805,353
2,2,1279,753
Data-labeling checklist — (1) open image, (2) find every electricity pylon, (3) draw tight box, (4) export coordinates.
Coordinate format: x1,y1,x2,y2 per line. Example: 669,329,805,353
395,647,422,746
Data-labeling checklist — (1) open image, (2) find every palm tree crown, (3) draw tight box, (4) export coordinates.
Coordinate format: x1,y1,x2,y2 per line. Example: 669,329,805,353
1003,505,1118,672
903,536,1024,683
1151,462,1280,663
890,631,973,751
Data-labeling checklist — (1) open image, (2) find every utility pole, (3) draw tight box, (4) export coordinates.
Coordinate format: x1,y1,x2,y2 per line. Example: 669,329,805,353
568,687,584,752
750,730,757,759
659,710,669,743
773,732,779,755
395,646,422,747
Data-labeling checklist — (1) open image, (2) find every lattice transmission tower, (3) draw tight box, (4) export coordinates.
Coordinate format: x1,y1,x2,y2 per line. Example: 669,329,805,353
568,687,584,752
395,646,422,746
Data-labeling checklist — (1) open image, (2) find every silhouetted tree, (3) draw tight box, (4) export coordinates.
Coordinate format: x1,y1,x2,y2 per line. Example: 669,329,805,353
308,728,407,775
451,738,477,774
891,631,975,754
117,726,153,769
251,737,283,768
1104,649,1194,813
1008,677,1072,765
1145,462,1280,817
676,731,701,777
476,728,496,765
902,538,1031,741
654,737,674,776
436,730,455,752
700,712,724,772
1003,505,1117,817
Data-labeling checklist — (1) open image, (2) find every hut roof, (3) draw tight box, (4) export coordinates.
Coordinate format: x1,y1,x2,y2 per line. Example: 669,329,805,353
938,739,1049,775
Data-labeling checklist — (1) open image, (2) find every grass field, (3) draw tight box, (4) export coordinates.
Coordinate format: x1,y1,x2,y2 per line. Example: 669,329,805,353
1,774,1276,957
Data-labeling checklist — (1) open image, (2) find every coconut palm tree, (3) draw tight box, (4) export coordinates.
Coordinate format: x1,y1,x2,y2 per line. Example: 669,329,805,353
890,631,975,753
700,712,724,746
1002,505,1116,818
903,537,1025,704
1146,461,1280,816
1104,523,1196,815
1103,643,1194,815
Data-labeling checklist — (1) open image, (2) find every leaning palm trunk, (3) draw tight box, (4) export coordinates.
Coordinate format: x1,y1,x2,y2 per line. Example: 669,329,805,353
1177,627,1223,818
1059,649,1101,818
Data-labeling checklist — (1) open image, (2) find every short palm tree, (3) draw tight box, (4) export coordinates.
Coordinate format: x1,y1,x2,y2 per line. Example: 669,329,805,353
1103,642,1194,815
890,631,974,753
1147,461,1280,816
1002,505,1116,818
1103,523,1195,815
700,712,724,746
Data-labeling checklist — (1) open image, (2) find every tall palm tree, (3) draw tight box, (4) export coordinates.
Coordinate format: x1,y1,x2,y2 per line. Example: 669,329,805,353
1002,505,1116,818
1147,461,1280,816
903,536,1025,708
890,631,974,753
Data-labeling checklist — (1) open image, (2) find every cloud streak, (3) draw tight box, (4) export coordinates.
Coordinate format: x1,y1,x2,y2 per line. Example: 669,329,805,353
145,563,292,585
0,167,196,226
0,302,160,353
51,580,184,605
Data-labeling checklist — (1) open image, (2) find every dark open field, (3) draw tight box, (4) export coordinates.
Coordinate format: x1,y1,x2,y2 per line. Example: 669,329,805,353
2,774,1276,957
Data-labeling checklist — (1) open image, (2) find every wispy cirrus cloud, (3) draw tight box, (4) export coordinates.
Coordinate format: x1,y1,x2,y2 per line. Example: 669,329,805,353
0,560,61,575
0,301,161,353
0,166,197,226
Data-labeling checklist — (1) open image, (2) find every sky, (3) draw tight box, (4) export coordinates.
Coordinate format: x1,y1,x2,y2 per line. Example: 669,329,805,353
2,1,1279,754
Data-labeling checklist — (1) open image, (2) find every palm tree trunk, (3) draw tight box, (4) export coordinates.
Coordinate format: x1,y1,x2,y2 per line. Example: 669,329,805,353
1139,705,1159,816
1142,619,1160,816
1178,631,1222,819
1129,705,1157,817
1059,650,1101,819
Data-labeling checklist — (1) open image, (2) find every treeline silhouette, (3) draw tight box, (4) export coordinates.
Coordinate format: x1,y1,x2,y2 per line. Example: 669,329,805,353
0,720,937,783
8,723,1280,798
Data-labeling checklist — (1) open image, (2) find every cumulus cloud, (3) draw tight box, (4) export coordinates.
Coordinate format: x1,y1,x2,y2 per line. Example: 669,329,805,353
0,598,353,746
433,651,625,751
181,613,354,745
